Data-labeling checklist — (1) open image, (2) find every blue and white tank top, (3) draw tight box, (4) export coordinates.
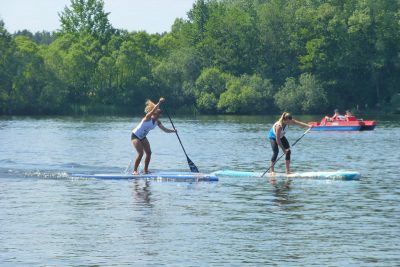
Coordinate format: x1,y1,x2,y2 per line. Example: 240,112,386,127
268,122,287,140
132,118,158,139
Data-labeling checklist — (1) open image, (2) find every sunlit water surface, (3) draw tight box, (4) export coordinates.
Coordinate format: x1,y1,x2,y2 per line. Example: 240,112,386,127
0,115,399,266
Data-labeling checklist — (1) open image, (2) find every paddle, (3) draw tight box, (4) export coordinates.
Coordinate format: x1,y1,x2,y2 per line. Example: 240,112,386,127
260,127,312,177
165,110,199,173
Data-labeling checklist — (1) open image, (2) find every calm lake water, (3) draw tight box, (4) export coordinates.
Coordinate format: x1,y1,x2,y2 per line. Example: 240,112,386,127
0,115,399,266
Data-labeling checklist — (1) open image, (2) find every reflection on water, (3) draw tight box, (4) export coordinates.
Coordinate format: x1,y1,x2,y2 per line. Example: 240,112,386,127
0,115,399,265
132,180,152,207
270,178,293,206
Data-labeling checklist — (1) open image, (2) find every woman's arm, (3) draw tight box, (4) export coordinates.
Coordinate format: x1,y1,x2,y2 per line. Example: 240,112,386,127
158,121,176,133
144,98,165,120
291,119,310,128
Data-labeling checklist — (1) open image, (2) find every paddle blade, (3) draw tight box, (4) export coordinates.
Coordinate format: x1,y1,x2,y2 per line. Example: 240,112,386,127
187,156,199,173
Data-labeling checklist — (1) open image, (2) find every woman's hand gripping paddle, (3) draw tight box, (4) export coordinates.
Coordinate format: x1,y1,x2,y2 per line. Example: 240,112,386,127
165,110,199,173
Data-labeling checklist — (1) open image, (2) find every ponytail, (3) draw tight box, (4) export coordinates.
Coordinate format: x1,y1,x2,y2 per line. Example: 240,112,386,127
144,99,156,113
278,112,292,126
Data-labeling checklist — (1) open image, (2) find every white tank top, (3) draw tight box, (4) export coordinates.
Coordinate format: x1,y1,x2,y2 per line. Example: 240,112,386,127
132,118,158,139
337,115,346,120
273,122,287,138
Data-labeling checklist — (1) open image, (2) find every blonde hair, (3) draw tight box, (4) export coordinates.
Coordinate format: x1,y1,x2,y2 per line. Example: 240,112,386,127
278,112,292,126
144,99,156,114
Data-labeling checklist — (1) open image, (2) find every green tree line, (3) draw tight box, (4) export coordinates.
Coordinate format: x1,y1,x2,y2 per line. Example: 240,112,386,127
1,0,399,115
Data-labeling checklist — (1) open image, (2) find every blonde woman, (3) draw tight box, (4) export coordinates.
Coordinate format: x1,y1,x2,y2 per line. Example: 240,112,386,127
268,112,310,174
131,98,176,175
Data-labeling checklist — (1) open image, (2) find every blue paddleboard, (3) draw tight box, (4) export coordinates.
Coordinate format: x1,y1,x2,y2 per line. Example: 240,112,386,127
213,170,361,180
70,171,218,181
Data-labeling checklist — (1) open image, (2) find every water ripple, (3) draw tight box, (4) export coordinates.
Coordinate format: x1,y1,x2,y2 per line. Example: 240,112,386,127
0,116,399,266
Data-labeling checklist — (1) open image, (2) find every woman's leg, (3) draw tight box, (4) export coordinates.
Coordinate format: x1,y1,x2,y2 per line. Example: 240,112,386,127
280,137,291,174
132,139,144,174
270,139,279,173
141,138,152,173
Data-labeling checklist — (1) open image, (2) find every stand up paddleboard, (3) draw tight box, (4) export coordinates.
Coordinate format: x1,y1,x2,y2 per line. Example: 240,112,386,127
70,171,218,182
214,170,361,180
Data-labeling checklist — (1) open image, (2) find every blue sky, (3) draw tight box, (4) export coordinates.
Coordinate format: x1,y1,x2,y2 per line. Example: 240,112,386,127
0,0,196,33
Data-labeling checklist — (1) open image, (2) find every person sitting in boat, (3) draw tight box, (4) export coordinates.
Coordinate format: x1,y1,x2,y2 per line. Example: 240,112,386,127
325,109,345,121
345,110,355,121
268,112,310,175
131,98,176,175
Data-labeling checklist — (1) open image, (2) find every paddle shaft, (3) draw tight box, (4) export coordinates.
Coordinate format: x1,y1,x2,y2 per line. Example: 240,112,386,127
166,111,188,155
165,110,199,172
261,127,312,177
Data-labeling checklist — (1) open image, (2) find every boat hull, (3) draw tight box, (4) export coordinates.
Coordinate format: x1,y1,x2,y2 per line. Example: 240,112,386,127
360,121,376,131
309,117,376,131
311,125,362,131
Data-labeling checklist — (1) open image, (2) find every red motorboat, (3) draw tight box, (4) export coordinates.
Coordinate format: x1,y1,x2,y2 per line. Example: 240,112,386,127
308,116,376,131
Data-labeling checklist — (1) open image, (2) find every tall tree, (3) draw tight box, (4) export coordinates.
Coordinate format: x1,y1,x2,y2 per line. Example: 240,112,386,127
59,0,115,43
188,0,209,44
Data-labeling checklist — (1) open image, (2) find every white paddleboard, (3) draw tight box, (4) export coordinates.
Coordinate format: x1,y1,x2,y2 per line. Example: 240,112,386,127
213,170,361,180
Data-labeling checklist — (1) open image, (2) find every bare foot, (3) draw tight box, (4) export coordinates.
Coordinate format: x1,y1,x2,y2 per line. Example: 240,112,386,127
143,170,151,174
132,171,139,175
270,171,276,176
286,171,293,175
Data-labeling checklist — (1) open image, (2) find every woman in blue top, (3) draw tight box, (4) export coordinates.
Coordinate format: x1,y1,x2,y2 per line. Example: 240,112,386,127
268,112,310,174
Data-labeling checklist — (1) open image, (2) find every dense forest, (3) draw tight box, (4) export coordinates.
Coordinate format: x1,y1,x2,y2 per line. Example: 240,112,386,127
1,0,399,115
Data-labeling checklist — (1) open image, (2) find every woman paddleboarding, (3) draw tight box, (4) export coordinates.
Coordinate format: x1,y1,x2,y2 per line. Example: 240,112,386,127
131,98,176,175
268,112,310,174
